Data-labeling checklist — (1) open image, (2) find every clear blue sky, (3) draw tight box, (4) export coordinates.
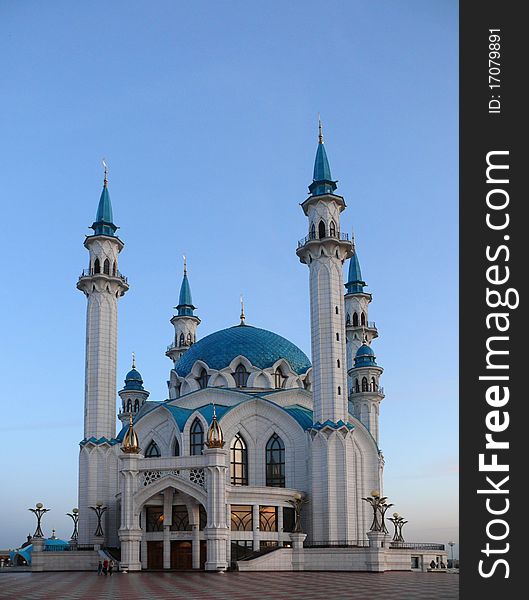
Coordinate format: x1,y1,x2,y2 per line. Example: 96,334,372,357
0,0,458,551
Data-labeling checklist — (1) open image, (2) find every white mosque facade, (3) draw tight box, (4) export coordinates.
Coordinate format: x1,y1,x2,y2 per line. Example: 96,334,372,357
70,129,443,572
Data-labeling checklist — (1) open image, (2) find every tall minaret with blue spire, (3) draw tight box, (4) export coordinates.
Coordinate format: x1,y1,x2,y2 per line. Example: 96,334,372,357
166,257,201,364
297,122,358,543
77,166,129,545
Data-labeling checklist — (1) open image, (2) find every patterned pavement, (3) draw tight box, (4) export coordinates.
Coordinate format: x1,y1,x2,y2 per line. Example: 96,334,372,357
0,571,459,600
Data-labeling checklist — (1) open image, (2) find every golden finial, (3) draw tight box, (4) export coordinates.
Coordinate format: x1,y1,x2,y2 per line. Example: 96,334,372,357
183,254,187,275
122,413,140,454
132,352,136,369
239,294,246,325
318,114,324,144
102,158,108,188
206,404,224,449
352,229,356,251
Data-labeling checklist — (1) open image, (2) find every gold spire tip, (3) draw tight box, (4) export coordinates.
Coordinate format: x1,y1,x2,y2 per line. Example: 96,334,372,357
239,294,245,325
183,254,187,275
102,158,108,187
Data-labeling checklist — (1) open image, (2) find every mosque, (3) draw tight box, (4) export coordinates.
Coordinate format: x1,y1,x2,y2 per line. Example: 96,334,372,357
69,125,443,572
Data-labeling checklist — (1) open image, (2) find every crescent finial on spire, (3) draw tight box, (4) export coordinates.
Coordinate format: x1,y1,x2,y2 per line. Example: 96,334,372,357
240,294,246,325
318,114,324,144
102,158,108,187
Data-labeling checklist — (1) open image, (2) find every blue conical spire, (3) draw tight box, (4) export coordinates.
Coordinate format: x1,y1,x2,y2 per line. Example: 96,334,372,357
176,257,196,316
345,246,366,294
91,167,117,236
308,119,337,196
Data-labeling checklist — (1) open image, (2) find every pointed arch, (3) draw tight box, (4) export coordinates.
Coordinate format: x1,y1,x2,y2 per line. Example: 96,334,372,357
145,440,161,458
310,222,316,240
361,312,366,326
266,433,285,487
355,378,360,393
346,313,351,326
371,377,377,392
94,258,101,274
179,333,185,347
318,220,326,239
190,418,204,455
362,376,369,392
103,258,110,275
274,367,286,389
197,368,208,389
173,438,180,457
233,363,250,388
230,433,248,486
112,261,117,276
134,398,139,412
329,220,336,237
352,312,359,327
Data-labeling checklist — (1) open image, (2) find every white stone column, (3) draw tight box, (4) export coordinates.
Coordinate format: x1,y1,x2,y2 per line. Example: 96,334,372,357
226,503,232,564
278,505,284,546
252,504,260,551
204,447,229,571
118,452,142,571
162,489,173,569
189,503,200,569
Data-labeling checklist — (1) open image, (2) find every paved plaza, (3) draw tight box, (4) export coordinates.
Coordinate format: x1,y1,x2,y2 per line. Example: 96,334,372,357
0,571,459,600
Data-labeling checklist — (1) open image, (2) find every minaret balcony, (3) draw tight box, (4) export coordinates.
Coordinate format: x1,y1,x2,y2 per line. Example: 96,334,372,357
349,386,385,399
79,269,128,284
297,231,350,248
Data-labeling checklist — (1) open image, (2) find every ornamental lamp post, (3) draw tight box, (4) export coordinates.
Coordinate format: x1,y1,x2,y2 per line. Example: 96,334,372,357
28,503,50,538
67,508,79,541
89,501,108,538
362,491,394,533
448,540,455,565
388,512,408,543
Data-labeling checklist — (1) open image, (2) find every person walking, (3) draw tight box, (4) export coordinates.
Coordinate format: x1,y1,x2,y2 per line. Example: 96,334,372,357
102,558,109,576
109,560,115,576
97,560,103,576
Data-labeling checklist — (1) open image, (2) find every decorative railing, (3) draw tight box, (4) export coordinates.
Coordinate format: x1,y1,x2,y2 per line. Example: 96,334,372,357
79,269,128,283
140,467,206,490
297,232,350,248
350,386,385,395
304,540,370,548
43,544,95,552
346,321,377,329
389,542,445,551
166,341,192,352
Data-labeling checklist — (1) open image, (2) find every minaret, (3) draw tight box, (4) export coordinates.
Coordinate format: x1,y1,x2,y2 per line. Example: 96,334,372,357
348,339,384,443
296,121,353,423
118,354,150,425
166,257,201,364
344,242,378,382
77,167,129,439
297,122,357,544
77,166,128,546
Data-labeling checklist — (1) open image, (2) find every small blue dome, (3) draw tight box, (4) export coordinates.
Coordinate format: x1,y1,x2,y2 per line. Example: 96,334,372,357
123,368,144,391
354,343,377,367
174,324,311,378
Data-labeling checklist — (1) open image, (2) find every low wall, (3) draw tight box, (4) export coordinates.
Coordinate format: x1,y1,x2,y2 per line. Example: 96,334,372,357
237,547,448,572
31,551,100,572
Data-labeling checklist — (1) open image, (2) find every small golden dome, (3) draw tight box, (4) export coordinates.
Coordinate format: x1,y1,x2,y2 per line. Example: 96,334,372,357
122,414,140,454
206,406,224,449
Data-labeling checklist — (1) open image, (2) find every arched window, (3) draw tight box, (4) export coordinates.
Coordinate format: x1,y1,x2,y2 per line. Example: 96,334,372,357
233,364,249,388
112,262,117,276
335,306,339,314
266,433,285,487
361,312,366,326
310,223,316,239
338,386,341,395
134,399,139,412
371,377,377,392
197,369,208,389
274,368,286,389
355,379,360,393
173,438,180,457
329,220,336,237
103,259,110,275
352,312,359,327
230,434,248,486
145,441,161,458
318,220,326,239
186,332,192,346
126,399,132,412
362,377,369,392
337,359,340,368
190,418,204,455
94,258,101,274
336,332,340,341
346,314,351,326
179,333,185,347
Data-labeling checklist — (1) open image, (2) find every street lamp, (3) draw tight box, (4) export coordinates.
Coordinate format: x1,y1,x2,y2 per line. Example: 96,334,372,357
388,512,408,543
67,508,79,541
89,501,107,538
28,503,50,538
361,490,393,533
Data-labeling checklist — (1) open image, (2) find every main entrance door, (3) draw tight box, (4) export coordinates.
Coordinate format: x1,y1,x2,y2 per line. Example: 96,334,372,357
147,541,164,570
170,541,192,570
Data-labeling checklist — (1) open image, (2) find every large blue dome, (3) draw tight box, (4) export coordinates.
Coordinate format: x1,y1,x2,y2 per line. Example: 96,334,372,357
174,324,311,377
